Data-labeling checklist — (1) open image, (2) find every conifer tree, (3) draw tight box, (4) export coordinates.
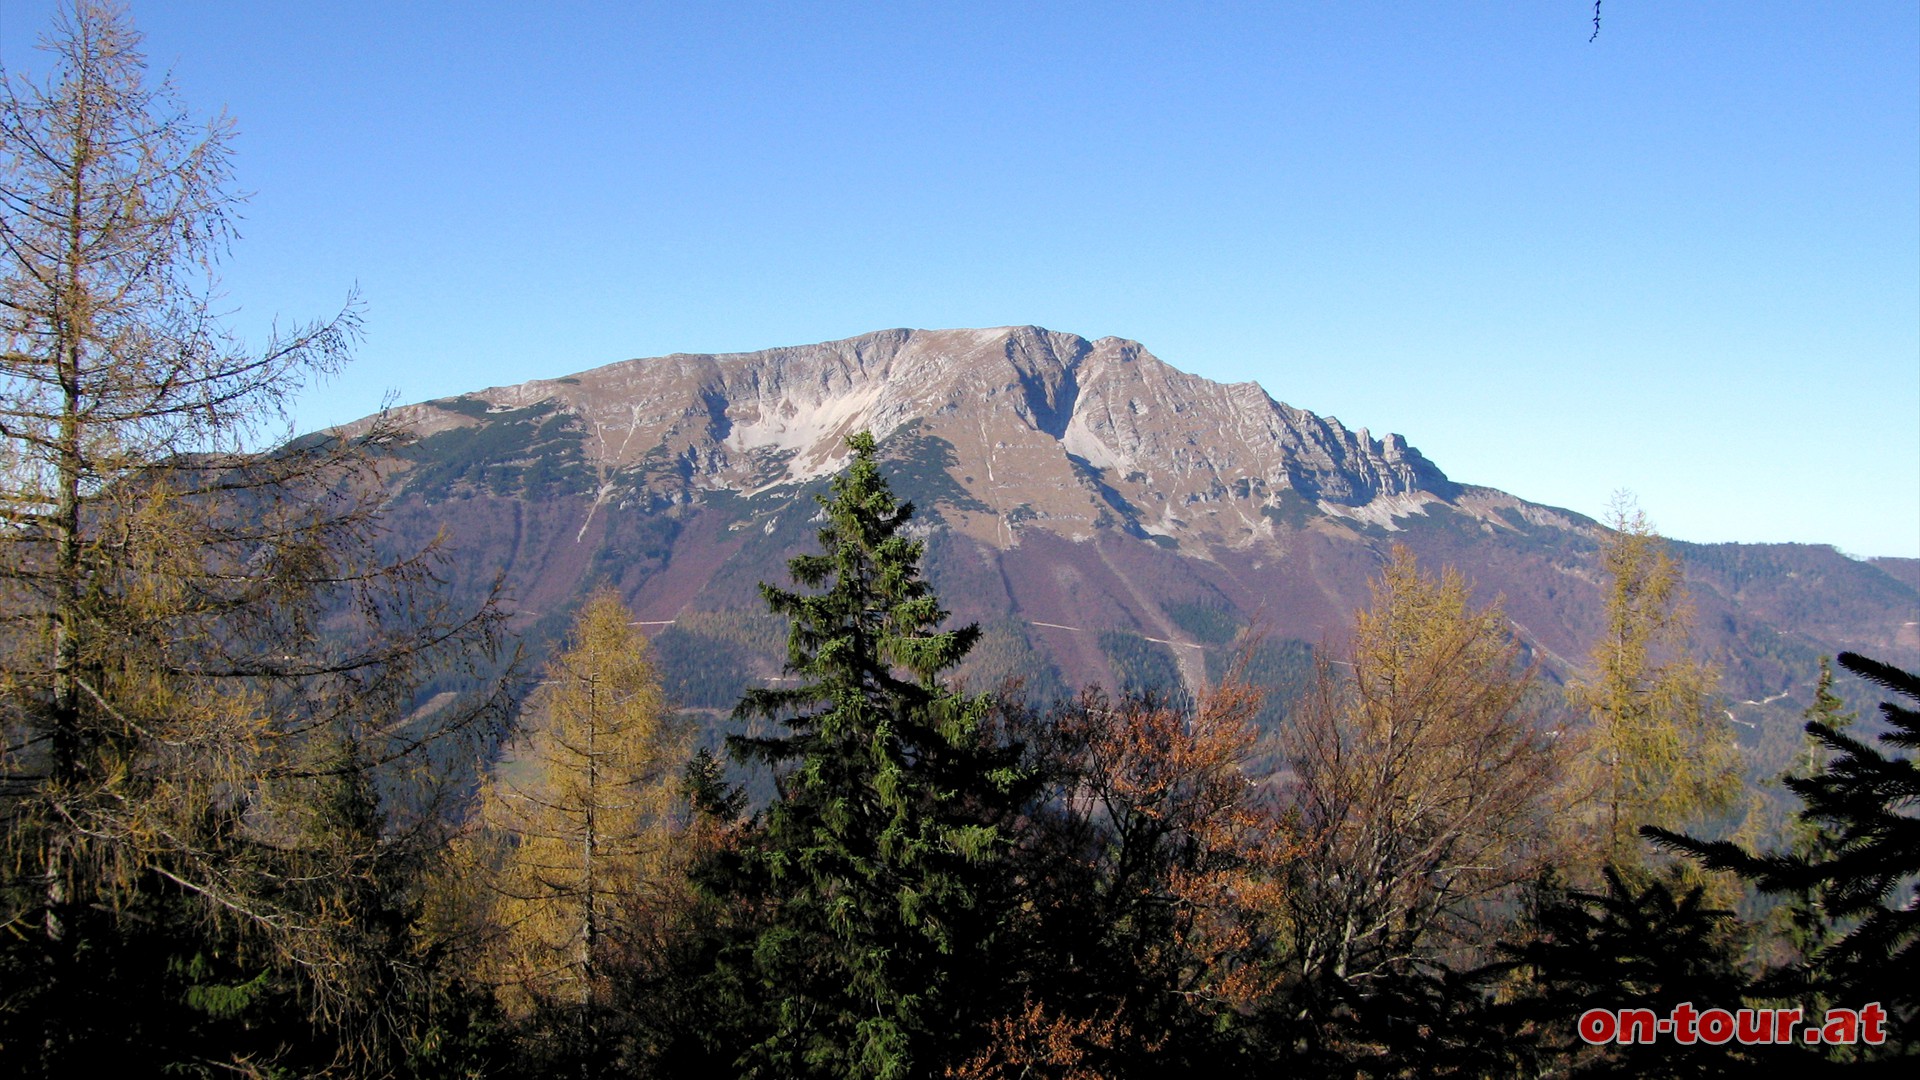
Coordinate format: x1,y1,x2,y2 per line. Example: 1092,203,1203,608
716,430,1025,1079
0,5,506,1070
1569,497,1739,863
1646,651,1920,1049
1777,658,1855,975
462,589,687,1031
1498,867,1757,1077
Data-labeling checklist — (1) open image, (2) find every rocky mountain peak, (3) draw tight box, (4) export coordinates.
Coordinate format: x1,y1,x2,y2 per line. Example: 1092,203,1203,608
381,326,1459,548
347,326,1917,728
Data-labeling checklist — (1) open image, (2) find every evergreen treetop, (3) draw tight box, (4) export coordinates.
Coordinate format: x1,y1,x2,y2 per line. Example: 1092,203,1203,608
720,430,1023,1079
1645,651,1920,1049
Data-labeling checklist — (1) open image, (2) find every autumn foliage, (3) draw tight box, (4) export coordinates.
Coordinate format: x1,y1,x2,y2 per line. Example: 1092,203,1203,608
453,588,689,1018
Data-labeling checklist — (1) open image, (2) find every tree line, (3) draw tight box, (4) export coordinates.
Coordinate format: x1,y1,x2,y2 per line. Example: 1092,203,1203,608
2,5,1914,1076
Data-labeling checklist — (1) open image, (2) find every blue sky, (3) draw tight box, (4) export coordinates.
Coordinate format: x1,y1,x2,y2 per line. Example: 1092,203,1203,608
3,2,1916,557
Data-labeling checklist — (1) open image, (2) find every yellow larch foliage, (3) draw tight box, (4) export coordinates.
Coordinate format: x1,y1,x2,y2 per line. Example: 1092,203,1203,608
1283,545,1562,997
1568,497,1740,866
464,588,689,1016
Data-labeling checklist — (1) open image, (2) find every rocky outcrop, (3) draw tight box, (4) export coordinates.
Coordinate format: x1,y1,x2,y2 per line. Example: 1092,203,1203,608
383,326,1461,546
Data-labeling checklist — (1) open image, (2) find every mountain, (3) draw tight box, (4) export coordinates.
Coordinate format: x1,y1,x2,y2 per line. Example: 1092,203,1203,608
352,326,1920,764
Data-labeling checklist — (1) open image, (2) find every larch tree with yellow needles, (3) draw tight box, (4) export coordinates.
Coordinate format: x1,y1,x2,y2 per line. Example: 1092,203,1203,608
1569,497,1739,866
466,588,689,1023
0,3,507,1071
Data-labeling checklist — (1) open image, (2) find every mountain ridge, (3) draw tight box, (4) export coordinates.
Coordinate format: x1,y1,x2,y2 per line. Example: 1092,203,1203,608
347,326,1918,776
371,325,1464,548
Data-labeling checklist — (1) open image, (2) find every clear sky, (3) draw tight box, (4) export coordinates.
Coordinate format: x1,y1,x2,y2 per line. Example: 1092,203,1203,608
4,2,1916,557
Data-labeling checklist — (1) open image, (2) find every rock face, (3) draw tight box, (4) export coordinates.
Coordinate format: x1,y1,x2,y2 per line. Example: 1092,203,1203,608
355,326,1920,762
382,327,1456,547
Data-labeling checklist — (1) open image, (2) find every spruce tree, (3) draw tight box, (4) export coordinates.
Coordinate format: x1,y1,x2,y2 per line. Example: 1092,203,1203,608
1645,651,1920,1052
1498,867,1758,1078
718,430,1024,1079
1777,658,1856,982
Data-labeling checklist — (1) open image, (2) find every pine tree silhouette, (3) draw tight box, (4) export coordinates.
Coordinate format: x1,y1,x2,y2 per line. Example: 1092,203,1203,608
1645,651,1920,1056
